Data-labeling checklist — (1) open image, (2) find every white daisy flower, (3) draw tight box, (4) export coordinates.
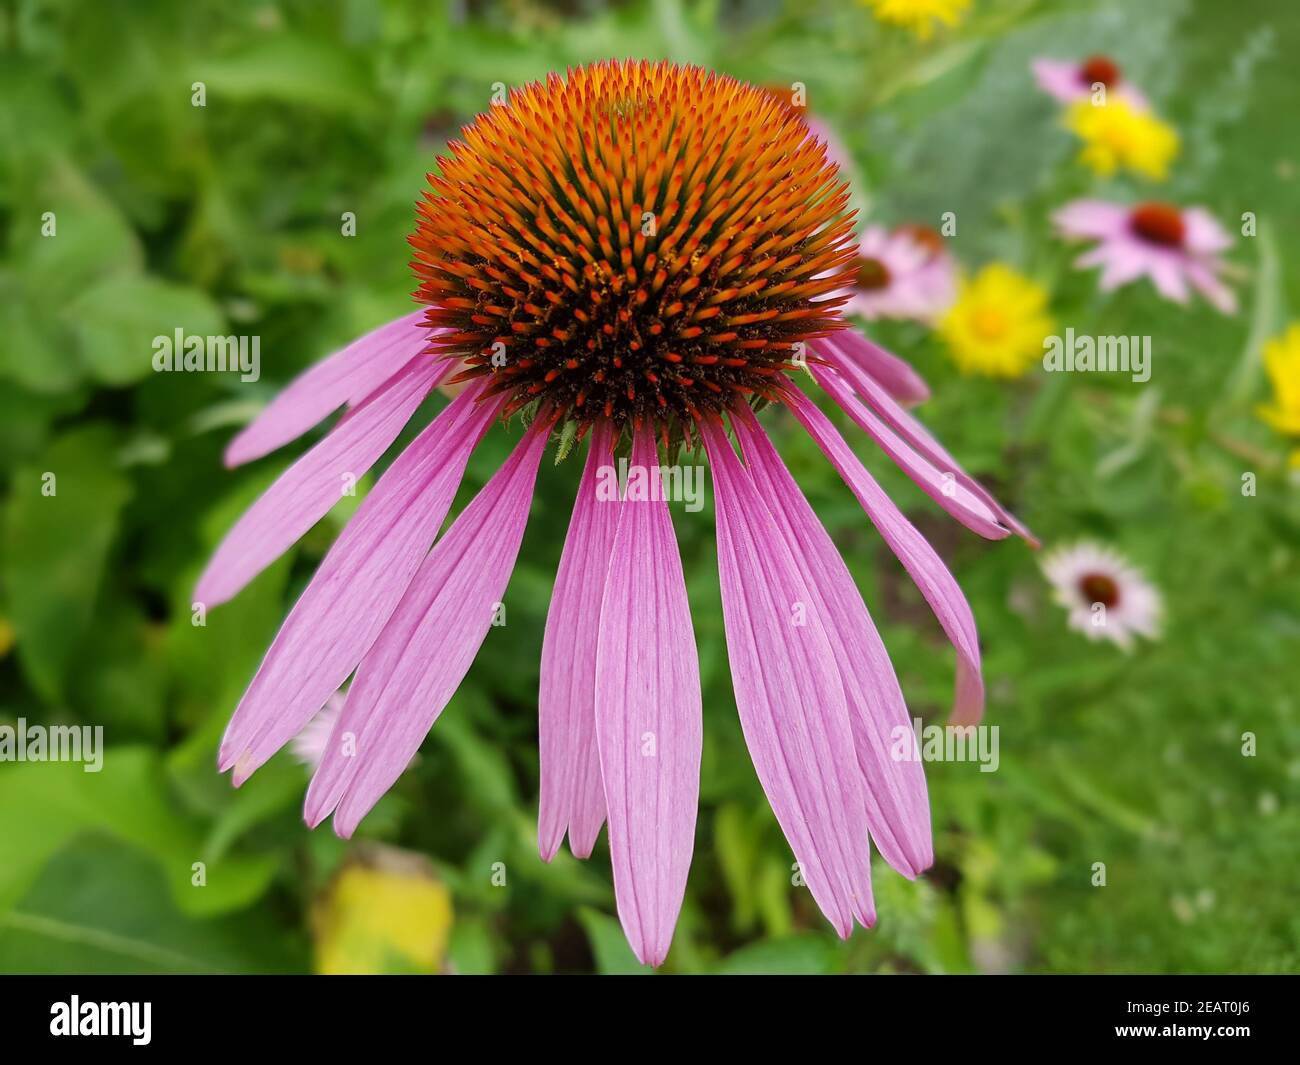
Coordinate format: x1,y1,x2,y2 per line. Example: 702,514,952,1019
1041,542,1162,650
291,690,420,776
290,692,347,770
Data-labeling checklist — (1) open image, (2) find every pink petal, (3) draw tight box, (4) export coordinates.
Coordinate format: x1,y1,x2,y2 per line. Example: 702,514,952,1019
828,329,931,406
196,353,447,608
219,383,498,780
1088,241,1150,292
306,421,550,837
1185,259,1237,314
1182,208,1233,255
734,408,932,878
784,388,986,726
538,424,617,861
225,310,435,467
1032,58,1087,103
1053,199,1130,241
855,225,890,259
703,418,875,936
594,427,703,967
1148,254,1191,304
819,337,1037,543
810,361,1011,541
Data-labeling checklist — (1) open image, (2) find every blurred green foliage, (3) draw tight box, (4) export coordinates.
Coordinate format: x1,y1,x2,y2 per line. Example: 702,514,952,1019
0,0,1297,974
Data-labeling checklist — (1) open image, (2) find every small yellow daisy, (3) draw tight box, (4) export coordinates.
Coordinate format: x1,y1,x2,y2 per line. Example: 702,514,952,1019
1256,323,1300,466
862,0,971,40
939,264,1055,378
1065,97,1179,181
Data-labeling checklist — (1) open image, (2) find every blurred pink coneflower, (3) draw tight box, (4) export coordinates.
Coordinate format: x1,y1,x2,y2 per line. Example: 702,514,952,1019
845,223,957,326
1041,542,1162,650
1032,54,1148,109
1054,199,1236,313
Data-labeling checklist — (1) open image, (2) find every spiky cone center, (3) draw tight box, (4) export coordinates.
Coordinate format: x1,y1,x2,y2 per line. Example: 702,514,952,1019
856,255,892,290
410,60,858,439
1079,55,1121,88
1129,202,1186,248
895,223,947,261
1079,572,1120,608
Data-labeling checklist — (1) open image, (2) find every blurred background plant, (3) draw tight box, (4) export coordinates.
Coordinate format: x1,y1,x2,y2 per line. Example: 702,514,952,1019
0,0,1297,974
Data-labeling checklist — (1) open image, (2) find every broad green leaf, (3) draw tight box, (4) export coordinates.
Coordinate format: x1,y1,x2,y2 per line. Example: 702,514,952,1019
193,38,375,115
3,425,132,702
0,838,303,974
577,907,652,975
67,275,226,386
713,935,835,976
0,747,278,918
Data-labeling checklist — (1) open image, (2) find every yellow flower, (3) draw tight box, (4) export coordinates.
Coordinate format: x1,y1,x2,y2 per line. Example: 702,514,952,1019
939,264,1054,378
1256,323,1300,464
862,0,971,39
313,847,453,975
1065,97,1179,181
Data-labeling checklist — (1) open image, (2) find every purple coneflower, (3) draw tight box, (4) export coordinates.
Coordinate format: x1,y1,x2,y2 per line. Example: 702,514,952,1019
1054,199,1236,313
845,223,957,325
1041,542,1162,650
1032,54,1148,109
197,60,1030,965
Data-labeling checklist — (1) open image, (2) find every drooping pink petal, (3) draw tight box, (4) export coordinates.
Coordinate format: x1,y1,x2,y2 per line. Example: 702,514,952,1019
1185,259,1237,314
1091,242,1151,292
819,336,1037,543
733,408,932,878
1148,252,1191,304
1032,58,1088,103
1052,199,1130,241
1182,208,1233,256
810,360,1011,541
196,353,447,608
702,418,875,935
784,387,986,726
219,383,498,780
225,310,436,467
537,424,617,861
828,328,931,405
306,420,550,837
593,427,703,967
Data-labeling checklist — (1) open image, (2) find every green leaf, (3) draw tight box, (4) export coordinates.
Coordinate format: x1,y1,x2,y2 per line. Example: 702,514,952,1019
0,747,277,918
3,425,132,701
0,838,303,974
194,38,375,115
437,697,519,817
714,802,759,931
713,935,836,975
67,275,226,386
446,916,498,976
577,907,652,975
0,286,82,394
1227,226,1284,404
